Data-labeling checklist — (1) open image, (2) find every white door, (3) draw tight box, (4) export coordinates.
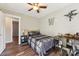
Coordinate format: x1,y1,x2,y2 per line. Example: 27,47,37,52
0,11,5,54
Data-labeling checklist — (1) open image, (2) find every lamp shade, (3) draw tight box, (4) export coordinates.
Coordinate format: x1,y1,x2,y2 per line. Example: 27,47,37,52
23,30,28,35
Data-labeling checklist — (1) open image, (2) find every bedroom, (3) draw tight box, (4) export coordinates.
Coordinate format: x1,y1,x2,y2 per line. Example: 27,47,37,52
0,3,79,56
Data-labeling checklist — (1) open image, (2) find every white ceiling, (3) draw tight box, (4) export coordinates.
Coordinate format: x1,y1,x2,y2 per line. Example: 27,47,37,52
0,3,71,18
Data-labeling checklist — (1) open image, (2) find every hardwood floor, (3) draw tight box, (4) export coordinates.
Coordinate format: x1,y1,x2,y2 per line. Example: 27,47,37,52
0,37,67,56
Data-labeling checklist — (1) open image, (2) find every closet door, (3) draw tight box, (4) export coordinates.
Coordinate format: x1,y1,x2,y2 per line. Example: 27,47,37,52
0,11,5,54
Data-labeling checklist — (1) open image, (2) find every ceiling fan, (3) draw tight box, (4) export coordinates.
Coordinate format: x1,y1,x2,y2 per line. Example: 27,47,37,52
27,3,47,13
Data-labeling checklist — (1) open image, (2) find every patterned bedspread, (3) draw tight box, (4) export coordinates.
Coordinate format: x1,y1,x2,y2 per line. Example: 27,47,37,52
28,35,54,56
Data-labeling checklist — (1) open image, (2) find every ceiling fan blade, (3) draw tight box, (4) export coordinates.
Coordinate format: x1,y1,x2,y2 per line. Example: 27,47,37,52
39,6,47,8
28,8,33,11
28,3,33,5
37,10,39,13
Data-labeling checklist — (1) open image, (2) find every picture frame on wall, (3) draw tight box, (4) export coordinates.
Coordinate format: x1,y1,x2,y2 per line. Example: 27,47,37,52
48,17,55,26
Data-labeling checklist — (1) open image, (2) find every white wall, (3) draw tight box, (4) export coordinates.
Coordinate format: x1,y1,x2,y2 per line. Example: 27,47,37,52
20,16,39,35
5,17,12,43
40,4,79,36
0,11,5,54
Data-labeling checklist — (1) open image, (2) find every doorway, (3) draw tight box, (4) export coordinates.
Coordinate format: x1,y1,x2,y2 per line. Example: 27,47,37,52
5,15,21,47
12,20,19,44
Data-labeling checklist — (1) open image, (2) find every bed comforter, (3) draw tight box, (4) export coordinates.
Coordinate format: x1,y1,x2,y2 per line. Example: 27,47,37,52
28,35,54,56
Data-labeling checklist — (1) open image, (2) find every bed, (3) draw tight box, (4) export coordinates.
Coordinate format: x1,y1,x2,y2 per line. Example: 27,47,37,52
28,35,47,46
27,31,54,56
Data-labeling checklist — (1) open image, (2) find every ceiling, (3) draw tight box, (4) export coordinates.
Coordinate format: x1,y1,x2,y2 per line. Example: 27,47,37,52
0,3,71,18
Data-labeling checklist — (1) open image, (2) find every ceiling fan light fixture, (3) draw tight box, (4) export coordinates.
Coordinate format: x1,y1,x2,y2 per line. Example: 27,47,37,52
27,3,47,13
33,6,39,10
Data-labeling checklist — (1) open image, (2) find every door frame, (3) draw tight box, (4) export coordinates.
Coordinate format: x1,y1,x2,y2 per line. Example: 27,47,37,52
5,14,21,44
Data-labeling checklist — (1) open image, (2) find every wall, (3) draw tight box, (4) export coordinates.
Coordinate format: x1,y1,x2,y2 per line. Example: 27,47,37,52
20,15,39,35
0,11,5,54
40,4,79,36
5,17,12,43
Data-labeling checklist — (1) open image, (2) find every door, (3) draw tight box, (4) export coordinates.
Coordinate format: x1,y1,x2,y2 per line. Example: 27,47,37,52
0,11,5,54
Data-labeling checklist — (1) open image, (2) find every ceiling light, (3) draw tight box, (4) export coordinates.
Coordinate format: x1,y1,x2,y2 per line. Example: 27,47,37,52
27,3,47,13
33,6,39,10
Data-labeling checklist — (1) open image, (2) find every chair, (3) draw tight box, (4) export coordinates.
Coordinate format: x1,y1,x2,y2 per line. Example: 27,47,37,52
62,47,71,56
72,33,79,55
58,40,72,56
65,39,79,56
72,41,79,56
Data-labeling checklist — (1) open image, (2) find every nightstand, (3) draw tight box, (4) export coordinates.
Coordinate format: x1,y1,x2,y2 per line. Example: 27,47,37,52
21,35,28,45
